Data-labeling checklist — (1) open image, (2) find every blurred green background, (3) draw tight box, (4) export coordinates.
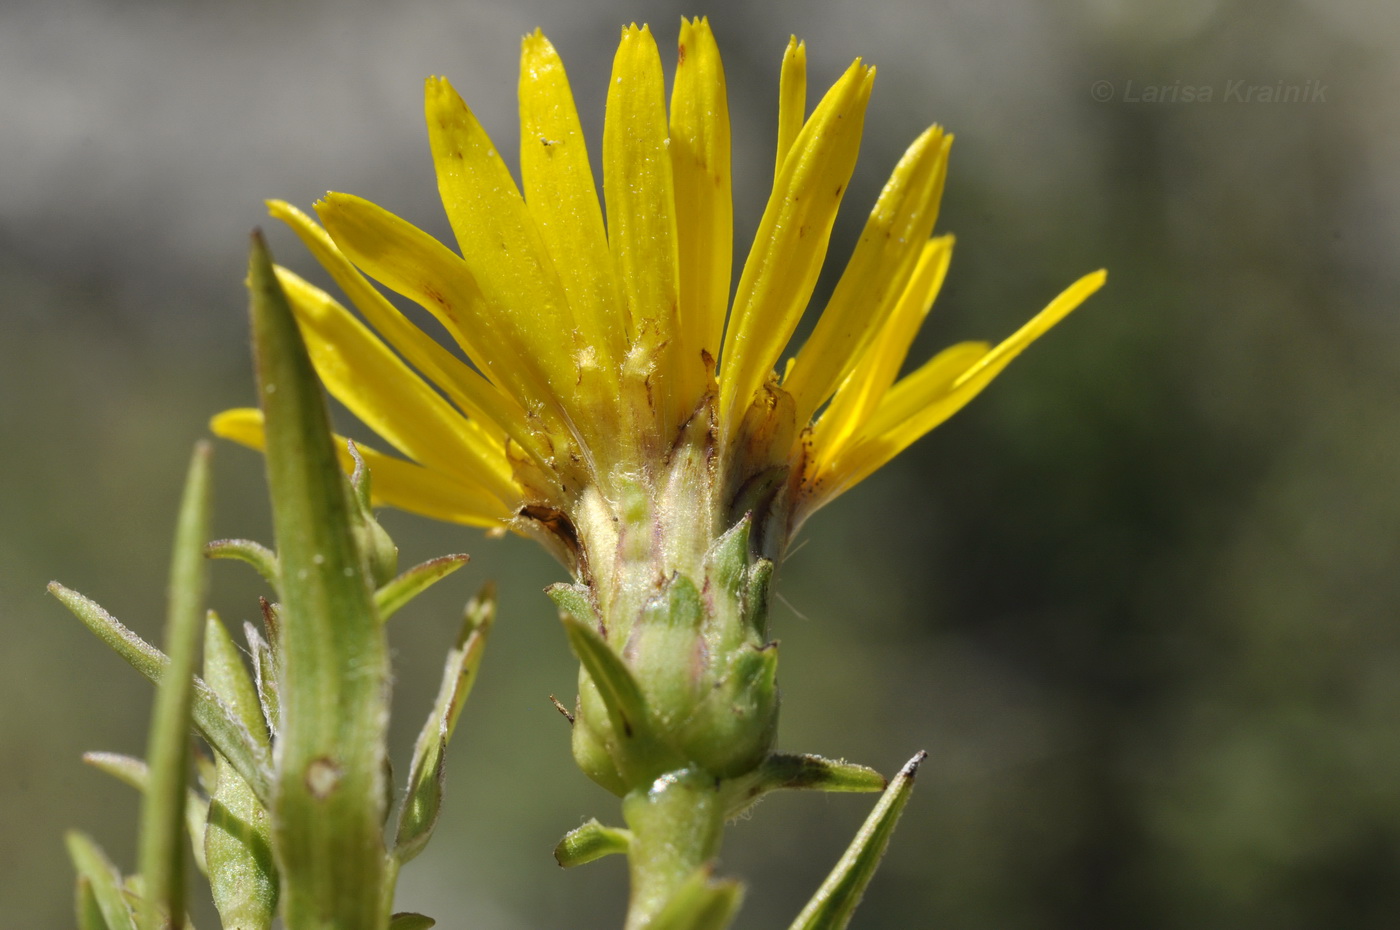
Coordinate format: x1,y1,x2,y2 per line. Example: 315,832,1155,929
4,0,1398,926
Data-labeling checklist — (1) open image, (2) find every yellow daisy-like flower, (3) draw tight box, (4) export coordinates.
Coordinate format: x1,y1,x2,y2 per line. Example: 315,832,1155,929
214,19,1106,831
214,20,1103,567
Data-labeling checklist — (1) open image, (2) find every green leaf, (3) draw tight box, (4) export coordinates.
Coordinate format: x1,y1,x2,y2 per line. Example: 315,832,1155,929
375,554,470,623
243,621,280,739
546,582,601,627
556,608,650,744
204,612,270,750
66,831,138,930
787,751,927,930
346,440,399,588
50,584,273,804
247,230,391,927
138,440,212,930
394,584,495,864
82,751,149,791
553,818,632,868
205,770,278,930
205,613,278,930
204,538,280,591
81,753,210,877
648,866,744,930
76,876,109,930
388,914,436,930
138,442,210,930
721,753,886,818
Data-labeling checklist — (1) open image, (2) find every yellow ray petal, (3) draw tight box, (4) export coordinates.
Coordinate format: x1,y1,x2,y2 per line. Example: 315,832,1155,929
719,59,875,443
784,127,951,426
810,340,987,506
775,36,806,178
268,199,520,451
605,23,694,434
812,234,954,463
670,16,733,367
821,269,1108,501
425,76,584,421
946,270,1108,396
518,30,628,378
210,408,512,527
860,340,993,445
274,265,520,505
314,192,556,421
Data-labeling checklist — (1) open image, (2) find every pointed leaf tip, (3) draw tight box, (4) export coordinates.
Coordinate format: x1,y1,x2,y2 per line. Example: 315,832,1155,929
787,751,928,930
375,553,471,623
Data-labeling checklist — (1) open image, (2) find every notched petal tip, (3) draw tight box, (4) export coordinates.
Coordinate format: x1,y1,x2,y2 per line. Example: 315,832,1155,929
521,28,560,69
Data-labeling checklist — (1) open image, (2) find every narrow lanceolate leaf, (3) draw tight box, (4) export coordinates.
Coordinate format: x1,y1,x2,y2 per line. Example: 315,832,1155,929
204,613,270,750
66,831,138,930
138,442,213,930
205,538,280,591
244,622,280,739
787,751,928,930
721,753,886,818
204,614,277,930
649,867,744,930
76,876,108,930
554,818,632,868
247,231,391,928
50,584,273,803
375,553,471,623
395,584,495,864
388,914,436,930
81,753,211,877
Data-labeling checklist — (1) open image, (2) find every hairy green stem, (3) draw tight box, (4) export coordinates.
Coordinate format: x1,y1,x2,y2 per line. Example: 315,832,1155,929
622,768,726,929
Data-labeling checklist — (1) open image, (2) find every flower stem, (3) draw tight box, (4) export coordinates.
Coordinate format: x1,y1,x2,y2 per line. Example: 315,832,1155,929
621,767,726,929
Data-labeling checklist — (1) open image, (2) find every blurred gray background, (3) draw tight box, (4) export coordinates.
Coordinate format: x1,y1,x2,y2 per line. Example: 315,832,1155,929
4,0,1399,926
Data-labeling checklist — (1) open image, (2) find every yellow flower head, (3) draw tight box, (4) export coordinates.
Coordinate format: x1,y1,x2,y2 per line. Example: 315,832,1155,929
213,19,1104,570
